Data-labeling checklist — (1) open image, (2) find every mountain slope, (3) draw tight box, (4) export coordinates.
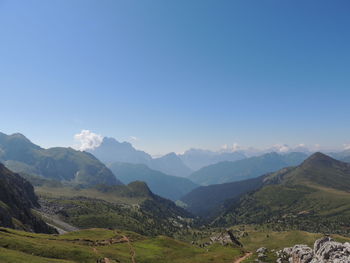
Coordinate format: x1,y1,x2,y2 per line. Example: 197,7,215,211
179,148,246,171
0,163,54,233
181,175,264,218
214,153,350,235
109,162,197,200
37,181,194,236
189,152,308,185
150,152,193,177
0,132,121,186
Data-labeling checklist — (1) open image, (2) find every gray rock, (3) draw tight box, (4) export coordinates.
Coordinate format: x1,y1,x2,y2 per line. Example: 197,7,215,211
209,230,242,247
258,252,266,259
257,247,268,254
276,236,350,263
290,245,313,263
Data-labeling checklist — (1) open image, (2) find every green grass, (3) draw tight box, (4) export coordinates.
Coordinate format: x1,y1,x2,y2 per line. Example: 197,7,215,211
0,247,75,263
36,186,146,205
218,182,350,235
0,227,242,263
231,225,350,263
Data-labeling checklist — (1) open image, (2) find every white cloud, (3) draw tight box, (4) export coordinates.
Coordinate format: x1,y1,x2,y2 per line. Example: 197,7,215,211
129,136,139,141
232,143,241,152
221,144,228,150
74,130,103,151
344,144,350,150
272,144,290,153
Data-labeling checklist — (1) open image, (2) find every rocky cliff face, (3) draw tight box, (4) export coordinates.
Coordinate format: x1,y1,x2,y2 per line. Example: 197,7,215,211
0,163,55,233
277,236,350,263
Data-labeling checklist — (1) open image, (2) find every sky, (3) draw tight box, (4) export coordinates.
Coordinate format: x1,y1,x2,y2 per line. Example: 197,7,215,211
0,0,349,155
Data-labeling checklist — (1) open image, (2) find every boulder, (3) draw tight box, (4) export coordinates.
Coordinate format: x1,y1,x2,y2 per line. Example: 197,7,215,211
257,247,267,254
277,237,350,263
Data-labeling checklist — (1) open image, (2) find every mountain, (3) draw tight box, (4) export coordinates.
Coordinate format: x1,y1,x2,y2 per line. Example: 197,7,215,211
37,181,194,236
89,137,192,177
88,137,152,165
179,148,246,171
108,162,198,200
329,149,350,163
181,175,264,218
0,163,54,233
214,153,350,235
0,132,121,186
189,152,308,185
149,152,193,177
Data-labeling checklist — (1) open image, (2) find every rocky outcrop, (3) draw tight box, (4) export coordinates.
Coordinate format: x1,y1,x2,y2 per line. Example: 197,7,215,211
277,236,350,263
210,230,243,247
0,163,55,233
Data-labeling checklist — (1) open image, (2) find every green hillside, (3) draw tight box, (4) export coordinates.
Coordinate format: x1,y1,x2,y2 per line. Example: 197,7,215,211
36,181,194,237
181,175,264,218
214,153,350,235
109,162,198,200
0,227,243,263
0,132,121,186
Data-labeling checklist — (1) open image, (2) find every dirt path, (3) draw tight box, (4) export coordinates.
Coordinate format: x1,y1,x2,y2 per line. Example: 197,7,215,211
122,235,136,263
92,247,112,263
234,252,252,263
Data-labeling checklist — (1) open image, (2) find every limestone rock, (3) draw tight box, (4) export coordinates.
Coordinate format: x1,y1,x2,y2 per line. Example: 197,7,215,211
277,236,350,263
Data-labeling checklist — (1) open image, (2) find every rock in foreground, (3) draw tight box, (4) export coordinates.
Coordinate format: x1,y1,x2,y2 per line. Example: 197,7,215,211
277,236,350,263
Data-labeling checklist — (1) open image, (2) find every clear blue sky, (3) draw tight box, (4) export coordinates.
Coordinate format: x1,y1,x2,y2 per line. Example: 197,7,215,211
0,0,349,155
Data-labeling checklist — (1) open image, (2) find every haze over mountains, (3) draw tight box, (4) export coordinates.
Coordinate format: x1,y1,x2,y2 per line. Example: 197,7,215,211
2,130,350,262
89,137,193,177
109,162,197,200
189,152,309,185
0,131,194,237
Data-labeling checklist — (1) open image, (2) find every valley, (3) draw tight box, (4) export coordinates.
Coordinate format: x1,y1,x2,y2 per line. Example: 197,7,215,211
2,132,350,262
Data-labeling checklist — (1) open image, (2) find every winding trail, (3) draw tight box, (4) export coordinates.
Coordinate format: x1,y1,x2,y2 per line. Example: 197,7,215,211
234,252,252,263
122,235,136,263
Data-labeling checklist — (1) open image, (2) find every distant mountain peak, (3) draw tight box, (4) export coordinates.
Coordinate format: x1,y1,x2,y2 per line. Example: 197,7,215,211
301,152,342,168
161,152,180,159
127,181,153,196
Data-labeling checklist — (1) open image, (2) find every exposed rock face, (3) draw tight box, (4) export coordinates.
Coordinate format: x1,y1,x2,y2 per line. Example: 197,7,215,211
0,163,55,233
277,236,350,263
210,230,243,247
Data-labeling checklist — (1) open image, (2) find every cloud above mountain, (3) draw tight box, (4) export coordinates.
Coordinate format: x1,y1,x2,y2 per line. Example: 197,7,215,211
74,130,104,151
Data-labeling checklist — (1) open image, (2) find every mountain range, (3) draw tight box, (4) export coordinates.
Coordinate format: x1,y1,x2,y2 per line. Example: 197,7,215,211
178,148,246,171
181,175,264,218
189,152,308,185
0,132,121,186
213,153,350,234
329,149,350,163
89,137,193,177
108,162,198,200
